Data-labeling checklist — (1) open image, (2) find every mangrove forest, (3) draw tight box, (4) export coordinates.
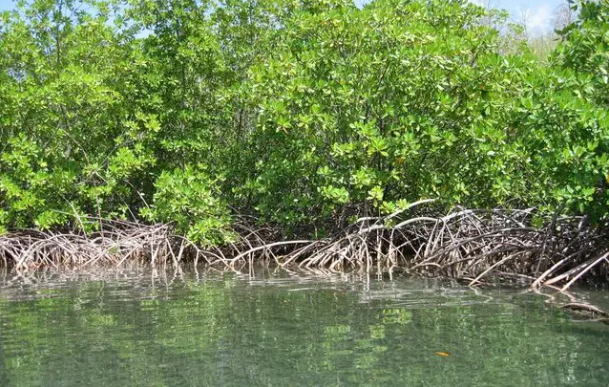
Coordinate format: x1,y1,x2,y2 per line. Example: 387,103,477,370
1,0,609,291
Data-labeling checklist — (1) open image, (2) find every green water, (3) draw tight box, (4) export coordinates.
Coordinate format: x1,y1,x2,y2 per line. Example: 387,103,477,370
0,266,607,387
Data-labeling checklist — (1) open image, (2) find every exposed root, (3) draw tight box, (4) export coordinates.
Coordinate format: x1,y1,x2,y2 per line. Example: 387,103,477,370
234,202,609,291
0,220,177,270
0,204,608,294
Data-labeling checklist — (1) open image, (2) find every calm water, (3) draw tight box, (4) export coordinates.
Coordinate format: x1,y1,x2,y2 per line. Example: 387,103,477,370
0,266,607,387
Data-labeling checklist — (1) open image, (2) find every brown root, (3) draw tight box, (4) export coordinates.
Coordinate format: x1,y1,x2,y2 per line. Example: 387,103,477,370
0,204,607,294
233,203,609,291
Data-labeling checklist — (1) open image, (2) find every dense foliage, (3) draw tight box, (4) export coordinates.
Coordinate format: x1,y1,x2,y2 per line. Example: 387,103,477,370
0,0,608,243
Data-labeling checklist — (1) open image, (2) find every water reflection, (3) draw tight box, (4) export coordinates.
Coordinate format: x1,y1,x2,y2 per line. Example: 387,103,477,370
0,265,607,387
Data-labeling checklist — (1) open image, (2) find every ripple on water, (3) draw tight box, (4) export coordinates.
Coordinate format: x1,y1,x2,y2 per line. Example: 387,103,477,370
0,265,606,387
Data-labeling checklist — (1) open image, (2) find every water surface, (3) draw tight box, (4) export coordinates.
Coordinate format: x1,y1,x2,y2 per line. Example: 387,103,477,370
0,266,607,386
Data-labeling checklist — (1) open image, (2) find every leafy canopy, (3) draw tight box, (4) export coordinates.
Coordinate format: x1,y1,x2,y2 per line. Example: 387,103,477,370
1,0,608,241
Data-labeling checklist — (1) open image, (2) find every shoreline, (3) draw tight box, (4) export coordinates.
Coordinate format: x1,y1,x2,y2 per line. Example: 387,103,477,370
1,201,607,293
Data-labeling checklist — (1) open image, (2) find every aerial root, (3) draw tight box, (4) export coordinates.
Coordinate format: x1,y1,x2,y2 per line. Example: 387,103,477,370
0,203,607,292
234,201,608,291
